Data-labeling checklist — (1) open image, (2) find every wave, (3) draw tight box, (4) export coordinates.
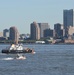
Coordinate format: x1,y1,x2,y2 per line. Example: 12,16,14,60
0,57,14,60
0,56,26,61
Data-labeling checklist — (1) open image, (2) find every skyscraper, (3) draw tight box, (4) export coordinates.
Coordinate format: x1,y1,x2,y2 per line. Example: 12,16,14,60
9,26,19,44
38,23,49,38
63,9,74,37
30,22,40,40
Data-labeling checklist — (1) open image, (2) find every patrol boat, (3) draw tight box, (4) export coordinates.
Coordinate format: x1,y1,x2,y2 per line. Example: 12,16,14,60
2,44,34,54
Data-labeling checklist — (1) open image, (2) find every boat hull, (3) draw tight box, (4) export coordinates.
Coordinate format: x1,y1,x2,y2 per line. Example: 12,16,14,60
2,49,33,54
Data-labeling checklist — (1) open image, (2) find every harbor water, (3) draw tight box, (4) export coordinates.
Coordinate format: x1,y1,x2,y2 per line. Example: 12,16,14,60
0,44,74,75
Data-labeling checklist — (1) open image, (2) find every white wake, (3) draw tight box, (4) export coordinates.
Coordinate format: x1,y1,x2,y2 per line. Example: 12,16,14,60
1,57,14,60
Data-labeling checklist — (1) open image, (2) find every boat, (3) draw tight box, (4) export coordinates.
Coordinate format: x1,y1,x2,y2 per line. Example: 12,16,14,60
15,54,26,60
1,44,34,54
1,27,35,59
2,27,35,55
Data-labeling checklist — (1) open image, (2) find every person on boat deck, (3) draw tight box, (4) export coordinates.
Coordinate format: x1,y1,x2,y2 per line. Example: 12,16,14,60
26,48,30,51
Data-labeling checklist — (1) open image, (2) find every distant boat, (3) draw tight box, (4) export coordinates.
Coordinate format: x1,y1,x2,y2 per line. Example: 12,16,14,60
35,41,45,44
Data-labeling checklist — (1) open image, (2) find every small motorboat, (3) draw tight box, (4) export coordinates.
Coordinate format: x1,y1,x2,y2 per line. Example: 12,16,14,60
15,54,26,60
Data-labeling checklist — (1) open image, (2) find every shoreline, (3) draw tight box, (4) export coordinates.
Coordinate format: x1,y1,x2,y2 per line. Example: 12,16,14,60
0,42,74,45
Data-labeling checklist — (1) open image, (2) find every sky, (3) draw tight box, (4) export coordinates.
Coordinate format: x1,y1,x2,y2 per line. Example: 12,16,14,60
0,0,74,34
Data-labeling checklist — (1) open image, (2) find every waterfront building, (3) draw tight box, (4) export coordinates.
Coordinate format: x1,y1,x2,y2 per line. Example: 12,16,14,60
19,34,30,40
44,29,54,38
63,9,74,37
30,22,40,40
3,29,9,38
9,26,19,44
0,32,3,37
68,26,74,39
38,23,49,38
54,23,65,38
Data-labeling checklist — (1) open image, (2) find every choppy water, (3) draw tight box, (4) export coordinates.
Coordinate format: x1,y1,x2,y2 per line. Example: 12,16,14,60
0,44,74,75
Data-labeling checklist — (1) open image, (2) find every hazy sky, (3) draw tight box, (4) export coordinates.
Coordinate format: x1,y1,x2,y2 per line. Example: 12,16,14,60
0,0,74,34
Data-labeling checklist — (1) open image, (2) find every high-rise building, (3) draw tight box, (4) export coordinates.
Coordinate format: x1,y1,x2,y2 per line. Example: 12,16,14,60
63,9,74,37
9,26,19,44
38,23,49,38
0,32,3,37
3,29,9,37
44,29,54,38
68,26,74,39
30,22,40,40
54,23,65,38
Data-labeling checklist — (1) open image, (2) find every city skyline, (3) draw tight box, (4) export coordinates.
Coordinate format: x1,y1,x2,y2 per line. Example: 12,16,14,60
0,0,74,34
